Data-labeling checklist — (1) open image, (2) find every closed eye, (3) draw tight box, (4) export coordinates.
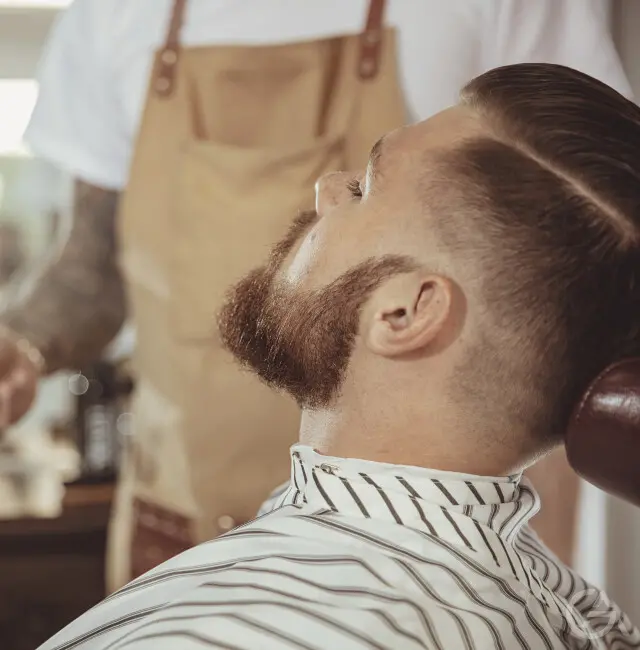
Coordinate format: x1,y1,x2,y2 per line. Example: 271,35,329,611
347,178,363,199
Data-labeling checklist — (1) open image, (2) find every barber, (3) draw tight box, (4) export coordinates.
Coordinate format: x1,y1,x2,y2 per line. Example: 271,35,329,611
0,0,630,591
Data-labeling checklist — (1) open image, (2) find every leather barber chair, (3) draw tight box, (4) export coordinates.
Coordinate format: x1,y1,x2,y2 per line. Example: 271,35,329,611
567,358,640,506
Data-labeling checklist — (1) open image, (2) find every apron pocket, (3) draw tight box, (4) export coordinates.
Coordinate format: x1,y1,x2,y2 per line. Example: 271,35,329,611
170,134,345,341
130,498,194,578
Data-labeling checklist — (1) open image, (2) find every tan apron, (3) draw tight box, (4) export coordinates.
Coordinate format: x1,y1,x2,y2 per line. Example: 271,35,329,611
109,0,406,591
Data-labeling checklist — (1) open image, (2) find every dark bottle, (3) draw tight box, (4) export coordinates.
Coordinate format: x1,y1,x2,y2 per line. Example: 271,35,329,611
75,361,134,483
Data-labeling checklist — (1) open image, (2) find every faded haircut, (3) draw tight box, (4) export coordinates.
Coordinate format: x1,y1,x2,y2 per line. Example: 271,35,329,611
433,63,640,444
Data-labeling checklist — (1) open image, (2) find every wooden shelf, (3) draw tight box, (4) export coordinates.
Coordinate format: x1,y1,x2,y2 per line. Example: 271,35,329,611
0,481,114,650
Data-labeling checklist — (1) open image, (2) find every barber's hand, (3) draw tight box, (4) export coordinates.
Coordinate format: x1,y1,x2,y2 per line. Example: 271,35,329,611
0,334,42,426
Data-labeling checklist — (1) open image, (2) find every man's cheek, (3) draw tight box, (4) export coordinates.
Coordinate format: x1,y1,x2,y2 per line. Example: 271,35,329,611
283,223,325,287
282,217,362,290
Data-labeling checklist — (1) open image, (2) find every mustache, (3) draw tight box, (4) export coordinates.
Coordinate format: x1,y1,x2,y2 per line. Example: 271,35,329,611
269,210,321,268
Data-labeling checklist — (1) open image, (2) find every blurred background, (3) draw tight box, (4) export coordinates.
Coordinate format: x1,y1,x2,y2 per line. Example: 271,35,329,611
0,1,639,648
0,5,128,647
0,1,73,439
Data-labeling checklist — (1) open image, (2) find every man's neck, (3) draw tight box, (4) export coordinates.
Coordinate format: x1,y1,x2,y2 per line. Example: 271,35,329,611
298,406,533,477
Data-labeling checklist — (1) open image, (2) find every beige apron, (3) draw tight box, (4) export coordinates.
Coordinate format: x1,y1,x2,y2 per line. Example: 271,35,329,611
109,0,406,591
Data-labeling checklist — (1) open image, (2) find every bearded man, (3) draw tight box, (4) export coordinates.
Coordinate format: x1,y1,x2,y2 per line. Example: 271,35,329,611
37,63,640,650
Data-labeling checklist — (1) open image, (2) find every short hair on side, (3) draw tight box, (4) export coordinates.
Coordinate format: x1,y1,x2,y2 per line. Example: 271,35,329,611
435,63,640,444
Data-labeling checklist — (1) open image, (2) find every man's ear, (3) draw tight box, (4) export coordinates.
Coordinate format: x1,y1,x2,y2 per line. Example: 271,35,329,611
363,272,453,357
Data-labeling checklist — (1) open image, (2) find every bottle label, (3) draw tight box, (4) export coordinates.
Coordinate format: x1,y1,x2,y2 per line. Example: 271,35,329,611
84,404,118,474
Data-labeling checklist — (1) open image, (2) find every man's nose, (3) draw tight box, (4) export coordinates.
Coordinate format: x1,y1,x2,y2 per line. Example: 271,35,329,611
315,171,358,216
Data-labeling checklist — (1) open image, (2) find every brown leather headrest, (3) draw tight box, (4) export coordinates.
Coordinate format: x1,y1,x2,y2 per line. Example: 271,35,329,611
566,358,640,507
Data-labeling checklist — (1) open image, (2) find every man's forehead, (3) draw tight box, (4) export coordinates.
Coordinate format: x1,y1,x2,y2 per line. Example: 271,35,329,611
370,106,483,174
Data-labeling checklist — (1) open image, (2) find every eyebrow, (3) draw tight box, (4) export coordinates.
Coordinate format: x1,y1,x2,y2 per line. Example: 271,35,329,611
367,136,385,181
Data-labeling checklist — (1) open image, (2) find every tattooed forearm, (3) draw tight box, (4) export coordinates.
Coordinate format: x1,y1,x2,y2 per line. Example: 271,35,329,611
0,179,127,373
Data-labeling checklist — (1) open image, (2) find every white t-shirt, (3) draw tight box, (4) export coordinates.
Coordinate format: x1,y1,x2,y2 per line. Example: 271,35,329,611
25,0,631,191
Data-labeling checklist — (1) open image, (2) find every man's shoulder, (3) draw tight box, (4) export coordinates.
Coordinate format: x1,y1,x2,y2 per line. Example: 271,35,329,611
50,0,171,57
38,512,547,650
45,0,159,63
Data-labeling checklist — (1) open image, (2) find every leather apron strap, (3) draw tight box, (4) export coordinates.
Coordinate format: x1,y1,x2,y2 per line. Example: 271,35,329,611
155,0,188,97
154,0,387,97
358,0,386,80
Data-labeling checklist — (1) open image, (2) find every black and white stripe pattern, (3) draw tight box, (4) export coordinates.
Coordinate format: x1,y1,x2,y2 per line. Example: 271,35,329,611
38,445,640,650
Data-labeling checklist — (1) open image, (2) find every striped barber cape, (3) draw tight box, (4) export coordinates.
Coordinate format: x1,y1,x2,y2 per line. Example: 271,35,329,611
39,445,640,650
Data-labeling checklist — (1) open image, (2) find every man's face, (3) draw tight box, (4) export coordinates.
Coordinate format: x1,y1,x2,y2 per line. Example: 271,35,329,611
218,107,477,407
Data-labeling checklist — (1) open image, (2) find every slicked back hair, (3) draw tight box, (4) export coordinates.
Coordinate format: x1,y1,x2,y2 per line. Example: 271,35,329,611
434,64,640,443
